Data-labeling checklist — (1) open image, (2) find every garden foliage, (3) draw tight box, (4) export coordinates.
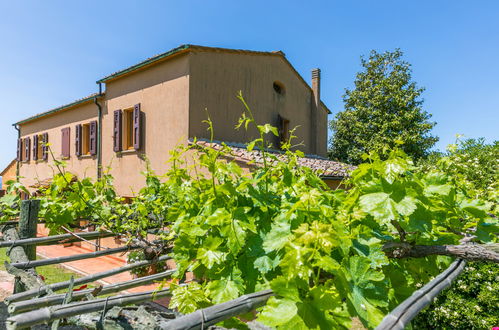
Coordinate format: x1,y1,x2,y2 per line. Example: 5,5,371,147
329,49,438,165
414,136,498,329
0,96,497,329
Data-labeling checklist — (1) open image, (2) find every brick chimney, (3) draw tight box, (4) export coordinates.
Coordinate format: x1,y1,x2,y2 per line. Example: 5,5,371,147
312,68,321,108
310,68,321,154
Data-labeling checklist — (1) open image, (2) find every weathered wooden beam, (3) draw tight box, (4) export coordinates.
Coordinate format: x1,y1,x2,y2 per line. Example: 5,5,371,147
9,269,177,314
5,254,172,304
0,230,116,248
2,227,30,266
0,220,21,226
4,262,44,292
160,290,274,330
11,244,140,269
1,225,43,294
18,200,39,261
383,242,499,263
6,288,173,329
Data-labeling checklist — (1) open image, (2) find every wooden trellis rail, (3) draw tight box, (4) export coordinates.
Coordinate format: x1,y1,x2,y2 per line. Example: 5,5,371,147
0,199,471,329
8,269,177,314
5,255,173,304
0,230,116,248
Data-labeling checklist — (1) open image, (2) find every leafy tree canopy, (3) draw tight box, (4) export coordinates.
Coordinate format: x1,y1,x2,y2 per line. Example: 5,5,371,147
414,137,498,329
420,136,498,201
1,96,496,329
329,49,438,165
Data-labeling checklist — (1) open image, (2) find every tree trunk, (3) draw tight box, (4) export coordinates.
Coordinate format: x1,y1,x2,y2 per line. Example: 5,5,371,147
383,242,499,263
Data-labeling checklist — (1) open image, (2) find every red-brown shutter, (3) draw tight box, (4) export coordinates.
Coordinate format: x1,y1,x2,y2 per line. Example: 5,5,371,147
133,104,141,150
24,137,31,162
17,139,22,162
113,110,122,152
61,127,70,158
42,133,49,161
33,135,39,161
89,121,97,156
75,124,82,157
277,115,284,135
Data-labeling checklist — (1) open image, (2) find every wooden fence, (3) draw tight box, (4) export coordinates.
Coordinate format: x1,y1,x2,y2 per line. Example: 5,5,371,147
0,200,467,329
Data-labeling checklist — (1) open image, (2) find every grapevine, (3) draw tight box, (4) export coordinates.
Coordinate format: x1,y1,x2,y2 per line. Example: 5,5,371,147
0,96,497,329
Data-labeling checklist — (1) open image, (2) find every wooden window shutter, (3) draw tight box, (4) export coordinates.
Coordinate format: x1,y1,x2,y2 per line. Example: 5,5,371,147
24,137,31,162
89,121,97,156
32,135,39,161
133,104,141,150
61,127,70,158
277,114,285,144
75,124,82,157
277,115,289,148
42,133,49,161
17,139,22,162
113,110,122,152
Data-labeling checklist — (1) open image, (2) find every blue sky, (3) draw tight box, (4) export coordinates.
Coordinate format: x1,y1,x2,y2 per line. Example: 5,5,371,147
0,0,498,171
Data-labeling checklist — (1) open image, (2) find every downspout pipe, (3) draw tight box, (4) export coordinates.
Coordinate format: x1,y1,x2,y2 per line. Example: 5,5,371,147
12,124,20,180
94,83,103,180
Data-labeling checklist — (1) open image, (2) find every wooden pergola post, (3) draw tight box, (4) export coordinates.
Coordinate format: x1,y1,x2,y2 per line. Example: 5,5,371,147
14,199,39,292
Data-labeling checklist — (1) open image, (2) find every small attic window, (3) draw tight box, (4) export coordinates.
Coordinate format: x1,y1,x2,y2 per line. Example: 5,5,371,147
273,81,285,95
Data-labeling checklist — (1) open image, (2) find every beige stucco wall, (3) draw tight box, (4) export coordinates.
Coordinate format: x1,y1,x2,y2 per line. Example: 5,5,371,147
317,104,329,156
16,49,330,196
188,51,328,156
102,54,190,196
18,102,98,189
1,161,16,190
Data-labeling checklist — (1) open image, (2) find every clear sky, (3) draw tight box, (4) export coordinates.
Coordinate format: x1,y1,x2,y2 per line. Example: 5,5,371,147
0,0,498,170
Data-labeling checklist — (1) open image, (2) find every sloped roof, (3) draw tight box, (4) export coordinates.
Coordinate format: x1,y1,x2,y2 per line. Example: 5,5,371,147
190,139,355,178
97,44,331,113
15,44,331,127
15,93,103,126
0,159,16,177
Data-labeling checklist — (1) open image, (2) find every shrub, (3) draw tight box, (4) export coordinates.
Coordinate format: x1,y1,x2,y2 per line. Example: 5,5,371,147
413,262,499,329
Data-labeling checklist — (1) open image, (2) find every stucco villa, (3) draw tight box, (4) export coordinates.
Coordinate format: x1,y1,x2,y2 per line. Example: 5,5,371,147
14,44,353,196
0,159,17,195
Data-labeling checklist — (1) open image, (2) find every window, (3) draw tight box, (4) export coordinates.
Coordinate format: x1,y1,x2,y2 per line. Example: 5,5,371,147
113,103,142,152
61,127,70,159
75,122,97,157
278,115,290,147
82,124,90,155
32,134,42,161
273,81,285,95
25,133,48,162
41,133,49,161
23,137,31,162
123,109,134,150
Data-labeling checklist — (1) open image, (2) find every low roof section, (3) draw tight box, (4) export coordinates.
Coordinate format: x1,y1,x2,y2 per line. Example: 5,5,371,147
0,159,16,177
190,139,355,179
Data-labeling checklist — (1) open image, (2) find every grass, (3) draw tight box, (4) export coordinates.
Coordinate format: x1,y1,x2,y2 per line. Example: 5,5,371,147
0,247,97,288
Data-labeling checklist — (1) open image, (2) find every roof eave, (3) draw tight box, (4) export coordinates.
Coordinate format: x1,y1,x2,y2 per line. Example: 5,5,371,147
96,45,332,114
96,44,191,84
14,94,104,126
320,175,346,180
0,159,17,176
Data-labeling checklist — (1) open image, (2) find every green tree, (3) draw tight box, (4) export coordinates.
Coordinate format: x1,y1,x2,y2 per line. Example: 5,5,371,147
414,137,498,329
329,49,438,165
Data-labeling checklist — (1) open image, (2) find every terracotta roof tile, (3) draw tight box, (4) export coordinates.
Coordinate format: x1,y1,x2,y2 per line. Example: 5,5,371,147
190,139,355,178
